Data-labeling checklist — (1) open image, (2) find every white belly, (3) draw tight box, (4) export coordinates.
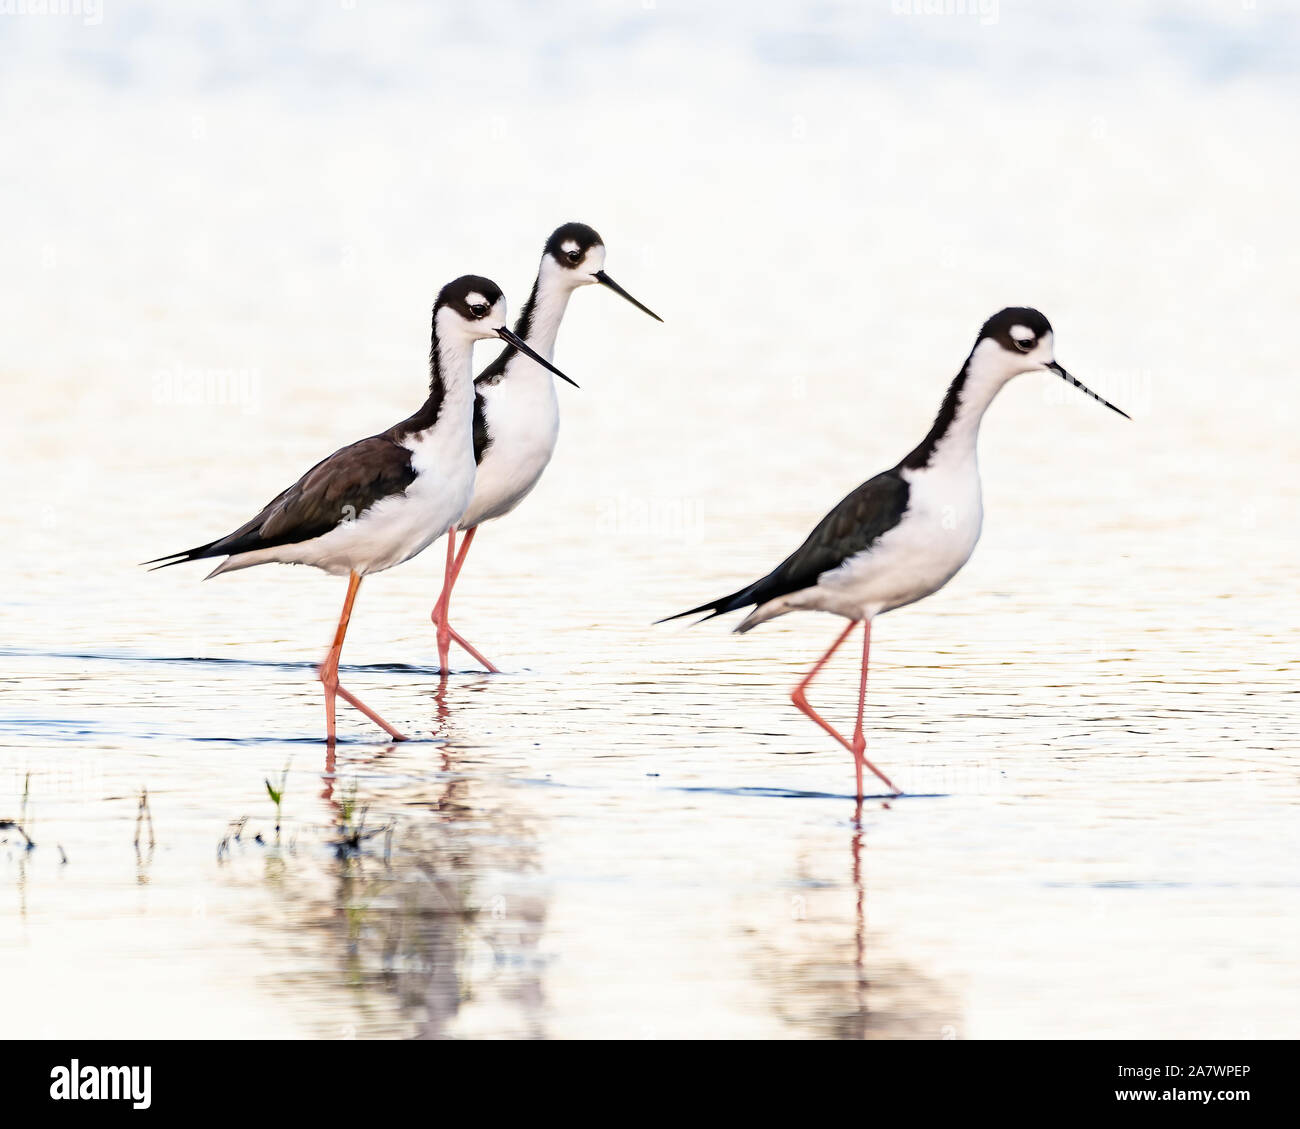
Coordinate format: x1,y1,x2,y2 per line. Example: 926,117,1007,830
218,430,477,578
793,460,983,620
458,374,560,529
292,462,475,576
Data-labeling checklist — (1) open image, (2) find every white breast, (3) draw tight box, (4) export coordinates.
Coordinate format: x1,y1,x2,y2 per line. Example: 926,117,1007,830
251,428,474,578
792,457,984,621
458,371,560,529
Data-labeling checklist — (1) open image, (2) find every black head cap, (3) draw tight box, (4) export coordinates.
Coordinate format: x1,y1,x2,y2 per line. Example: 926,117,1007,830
545,222,604,268
436,275,504,321
978,307,1053,354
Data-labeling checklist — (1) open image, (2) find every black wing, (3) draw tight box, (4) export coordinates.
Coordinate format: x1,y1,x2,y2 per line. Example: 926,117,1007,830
471,337,523,463
472,387,492,464
660,469,910,623
145,435,417,569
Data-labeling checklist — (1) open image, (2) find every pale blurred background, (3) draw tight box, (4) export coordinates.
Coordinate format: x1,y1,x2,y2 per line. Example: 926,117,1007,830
0,1,1297,1039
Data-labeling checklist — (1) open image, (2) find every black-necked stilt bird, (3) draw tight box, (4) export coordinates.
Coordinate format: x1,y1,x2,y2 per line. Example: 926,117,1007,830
661,308,1129,802
145,275,575,743
432,222,661,675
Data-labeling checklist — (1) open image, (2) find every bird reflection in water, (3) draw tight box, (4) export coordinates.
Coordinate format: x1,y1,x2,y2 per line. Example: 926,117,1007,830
756,801,960,1039
251,675,551,1038
851,811,867,1030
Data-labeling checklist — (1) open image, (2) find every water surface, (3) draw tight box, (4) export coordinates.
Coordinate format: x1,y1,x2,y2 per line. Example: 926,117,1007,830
1,1,1298,1039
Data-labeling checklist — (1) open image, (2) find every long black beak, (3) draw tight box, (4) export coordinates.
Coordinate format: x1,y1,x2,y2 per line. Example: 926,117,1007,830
594,270,663,323
497,327,580,388
1047,361,1130,420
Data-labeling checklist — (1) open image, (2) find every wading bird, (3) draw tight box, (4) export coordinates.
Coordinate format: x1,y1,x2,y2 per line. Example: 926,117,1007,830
432,223,661,675
147,276,575,742
661,308,1128,801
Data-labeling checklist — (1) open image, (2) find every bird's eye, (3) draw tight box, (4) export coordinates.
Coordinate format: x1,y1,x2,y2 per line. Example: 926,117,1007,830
470,303,489,319
566,249,581,263
1012,336,1035,353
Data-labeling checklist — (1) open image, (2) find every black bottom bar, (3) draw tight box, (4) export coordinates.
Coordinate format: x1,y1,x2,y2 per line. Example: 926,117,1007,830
0,1038,1288,1115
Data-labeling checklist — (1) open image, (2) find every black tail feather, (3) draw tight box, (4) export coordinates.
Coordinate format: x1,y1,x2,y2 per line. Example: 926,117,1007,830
139,541,221,570
143,555,195,572
654,583,757,626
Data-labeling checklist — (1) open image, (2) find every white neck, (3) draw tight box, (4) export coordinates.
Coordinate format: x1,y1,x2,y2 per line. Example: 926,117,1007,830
904,338,1019,470
513,262,578,368
948,346,1014,456
411,316,479,440
434,333,477,425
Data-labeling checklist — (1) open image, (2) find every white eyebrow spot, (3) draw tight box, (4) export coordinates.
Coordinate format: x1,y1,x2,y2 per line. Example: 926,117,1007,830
1009,324,1035,343
561,240,580,255
465,292,487,308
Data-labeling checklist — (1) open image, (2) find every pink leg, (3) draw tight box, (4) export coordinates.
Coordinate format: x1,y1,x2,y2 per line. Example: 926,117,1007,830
447,524,476,588
850,619,897,799
431,526,500,675
433,530,458,675
790,620,858,753
790,619,898,801
319,571,407,743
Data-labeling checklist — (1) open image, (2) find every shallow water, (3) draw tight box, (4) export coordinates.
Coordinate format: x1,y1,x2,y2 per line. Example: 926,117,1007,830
2,3,1299,1039
4,389,1296,1038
